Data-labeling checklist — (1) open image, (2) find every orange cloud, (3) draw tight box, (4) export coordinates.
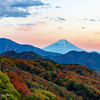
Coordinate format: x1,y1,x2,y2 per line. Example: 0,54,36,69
82,27,85,29
57,27,63,30
14,28,31,32
94,32,100,34
38,21,48,25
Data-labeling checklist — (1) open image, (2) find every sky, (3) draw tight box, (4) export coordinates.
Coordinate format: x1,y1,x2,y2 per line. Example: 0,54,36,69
0,0,100,52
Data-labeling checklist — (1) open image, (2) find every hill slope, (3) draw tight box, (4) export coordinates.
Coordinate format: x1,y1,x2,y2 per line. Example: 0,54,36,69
0,50,45,60
43,39,83,54
45,51,100,71
0,38,62,56
0,71,21,100
1,56,100,100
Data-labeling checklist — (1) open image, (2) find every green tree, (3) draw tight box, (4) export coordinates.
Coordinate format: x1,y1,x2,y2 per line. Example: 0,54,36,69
0,71,21,100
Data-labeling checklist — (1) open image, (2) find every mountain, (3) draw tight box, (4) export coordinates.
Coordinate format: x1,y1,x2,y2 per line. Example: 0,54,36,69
0,50,45,60
0,38,62,56
45,51,100,71
42,39,83,54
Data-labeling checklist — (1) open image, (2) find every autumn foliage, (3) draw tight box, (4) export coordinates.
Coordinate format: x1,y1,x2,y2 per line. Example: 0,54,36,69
4,71,31,97
0,56,100,100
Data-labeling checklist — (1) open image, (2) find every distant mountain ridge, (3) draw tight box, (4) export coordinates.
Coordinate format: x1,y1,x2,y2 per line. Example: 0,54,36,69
42,39,83,54
0,50,45,60
0,38,62,56
45,51,100,71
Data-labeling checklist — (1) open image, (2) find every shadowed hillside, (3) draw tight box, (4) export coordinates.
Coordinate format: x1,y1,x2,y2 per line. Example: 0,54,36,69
0,50,45,60
45,51,100,71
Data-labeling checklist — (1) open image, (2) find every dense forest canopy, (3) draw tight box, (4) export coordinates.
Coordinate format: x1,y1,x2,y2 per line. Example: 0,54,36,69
0,56,100,100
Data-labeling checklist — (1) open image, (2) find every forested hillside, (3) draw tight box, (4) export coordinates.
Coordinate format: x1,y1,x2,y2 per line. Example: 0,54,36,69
45,51,100,71
0,56,100,100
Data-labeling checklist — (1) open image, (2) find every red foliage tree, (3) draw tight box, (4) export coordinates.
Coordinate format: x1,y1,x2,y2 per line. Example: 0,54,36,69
6,71,32,97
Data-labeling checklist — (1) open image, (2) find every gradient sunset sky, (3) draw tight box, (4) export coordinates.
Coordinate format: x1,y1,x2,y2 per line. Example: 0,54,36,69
0,0,100,51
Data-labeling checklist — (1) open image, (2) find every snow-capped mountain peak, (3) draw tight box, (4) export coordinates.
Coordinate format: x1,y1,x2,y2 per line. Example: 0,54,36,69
56,39,72,46
42,39,83,54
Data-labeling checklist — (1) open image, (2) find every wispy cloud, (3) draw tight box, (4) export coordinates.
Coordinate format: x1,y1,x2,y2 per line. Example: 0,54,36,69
38,21,48,25
46,17,66,22
94,32,100,34
58,17,66,21
55,6,61,8
14,28,31,32
89,40,92,42
82,18,96,22
15,22,37,31
57,27,63,30
18,21,48,27
18,24,36,26
15,21,48,32
90,19,96,21
83,18,88,21
82,27,85,29
4,24,13,27
0,0,48,18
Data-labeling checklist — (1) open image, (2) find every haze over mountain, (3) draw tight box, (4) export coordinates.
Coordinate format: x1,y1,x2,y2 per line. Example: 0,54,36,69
45,51,100,71
42,39,83,54
0,38,62,56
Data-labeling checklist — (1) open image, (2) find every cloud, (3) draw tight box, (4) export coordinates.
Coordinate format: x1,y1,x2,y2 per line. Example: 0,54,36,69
58,17,66,21
51,18,59,22
83,18,88,21
94,32,100,34
11,1,45,8
38,21,48,25
82,27,85,29
55,6,61,8
0,10,31,17
82,18,97,22
15,21,48,31
15,22,37,31
0,0,48,18
90,19,96,21
89,40,92,42
45,17,48,19
17,21,48,29
18,24,36,26
4,24,13,27
57,27,63,30
14,28,31,32
46,17,66,22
